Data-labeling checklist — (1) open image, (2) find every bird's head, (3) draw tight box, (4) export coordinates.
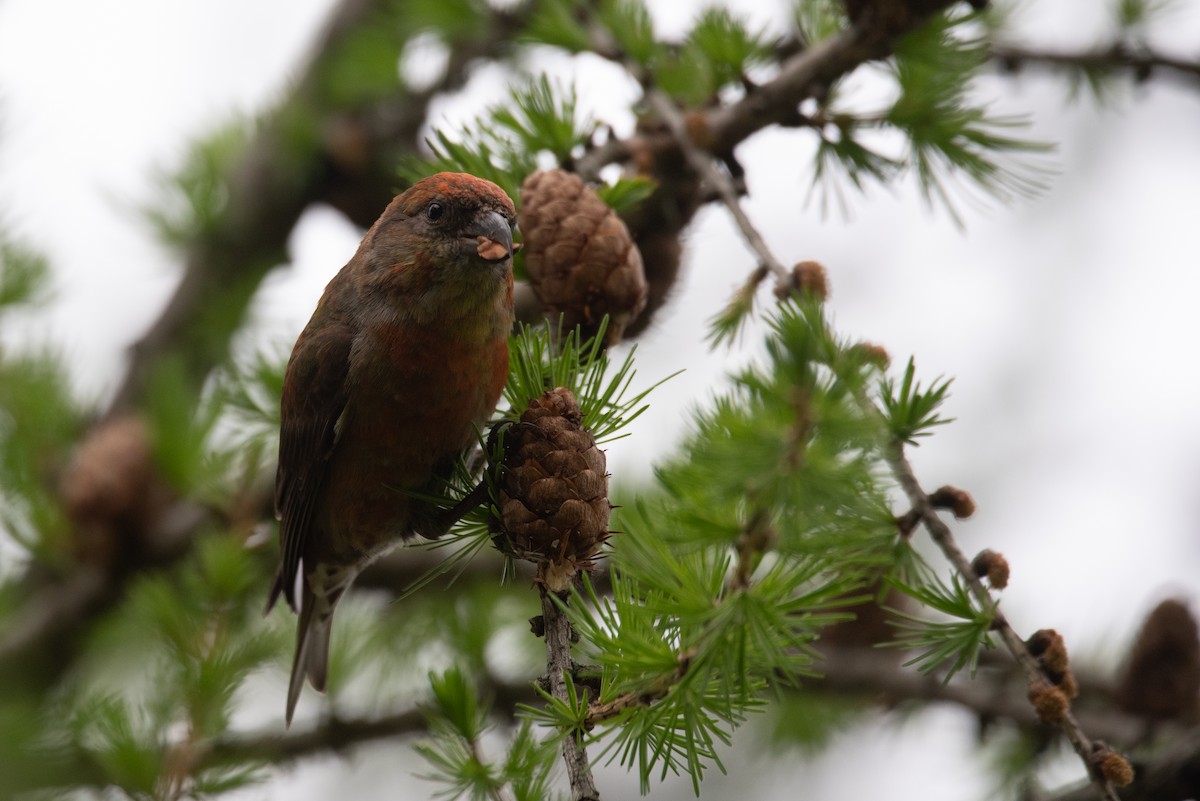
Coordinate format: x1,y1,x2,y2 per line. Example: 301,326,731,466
359,173,518,311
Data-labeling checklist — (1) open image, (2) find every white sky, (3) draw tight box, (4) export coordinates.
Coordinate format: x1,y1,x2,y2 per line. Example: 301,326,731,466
2,0,1200,798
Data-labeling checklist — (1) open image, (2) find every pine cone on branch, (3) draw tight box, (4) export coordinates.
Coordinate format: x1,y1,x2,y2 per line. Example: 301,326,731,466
519,170,648,346
495,387,610,592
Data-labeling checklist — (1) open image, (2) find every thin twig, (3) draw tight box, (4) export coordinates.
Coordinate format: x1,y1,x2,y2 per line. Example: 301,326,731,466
541,588,601,801
1048,727,1200,801
204,708,429,766
991,42,1200,86
643,89,791,283
584,648,692,727
882,441,1121,801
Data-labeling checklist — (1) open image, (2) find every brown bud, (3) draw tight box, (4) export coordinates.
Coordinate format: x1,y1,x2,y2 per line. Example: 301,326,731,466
1028,677,1069,724
1116,598,1200,721
850,341,891,370
1091,743,1134,788
496,387,610,592
1026,628,1079,699
970,549,1010,590
774,260,829,302
519,170,648,346
929,485,975,519
1026,628,1071,679
1099,752,1134,787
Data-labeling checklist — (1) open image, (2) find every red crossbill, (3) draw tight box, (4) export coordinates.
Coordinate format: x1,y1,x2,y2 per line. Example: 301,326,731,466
266,172,517,725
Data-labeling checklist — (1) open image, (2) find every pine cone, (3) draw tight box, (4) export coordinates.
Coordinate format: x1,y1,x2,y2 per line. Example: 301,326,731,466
496,387,610,592
60,414,172,568
819,579,907,652
519,170,647,346
1116,598,1200,722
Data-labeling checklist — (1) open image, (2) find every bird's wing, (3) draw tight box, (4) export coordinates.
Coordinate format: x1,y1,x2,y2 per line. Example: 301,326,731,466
270,317,354,612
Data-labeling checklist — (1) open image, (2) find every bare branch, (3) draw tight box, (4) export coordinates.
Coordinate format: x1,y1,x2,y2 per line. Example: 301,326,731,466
202,672,534,768
991,42,1200,86
540,588,601,801
644,89,791,283
206,708,423,766
706,25,888,155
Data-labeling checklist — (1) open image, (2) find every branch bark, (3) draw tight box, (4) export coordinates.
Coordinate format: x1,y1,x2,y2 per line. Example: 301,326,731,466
540,588,601,801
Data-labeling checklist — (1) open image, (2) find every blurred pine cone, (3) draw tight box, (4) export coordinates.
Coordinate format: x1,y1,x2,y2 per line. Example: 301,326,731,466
819,579,907,651
519,170,647,346
496,387,610,592
1116,598,1200,722
60,414,171,568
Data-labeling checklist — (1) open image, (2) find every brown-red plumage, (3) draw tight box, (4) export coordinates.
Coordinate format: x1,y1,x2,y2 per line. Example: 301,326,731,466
267,172,517,725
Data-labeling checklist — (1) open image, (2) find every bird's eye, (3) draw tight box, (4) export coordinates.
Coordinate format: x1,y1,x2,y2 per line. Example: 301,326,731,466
425,202,444,222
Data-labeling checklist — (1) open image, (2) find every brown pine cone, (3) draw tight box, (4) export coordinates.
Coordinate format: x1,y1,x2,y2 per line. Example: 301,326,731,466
818,579,908,651
60,414,172,568
1116,598,1200,722
519,170,648,346
496,387,610,592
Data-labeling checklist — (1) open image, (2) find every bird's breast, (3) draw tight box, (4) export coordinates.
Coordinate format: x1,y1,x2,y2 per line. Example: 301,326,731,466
355,320,506,456
320,317,508,552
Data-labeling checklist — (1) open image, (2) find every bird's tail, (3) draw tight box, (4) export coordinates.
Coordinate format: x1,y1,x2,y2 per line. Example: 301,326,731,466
284,563,352,727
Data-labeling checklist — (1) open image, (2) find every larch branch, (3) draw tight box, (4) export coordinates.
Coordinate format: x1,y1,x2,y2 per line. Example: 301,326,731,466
541,588,601,801
882,440,1123,801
